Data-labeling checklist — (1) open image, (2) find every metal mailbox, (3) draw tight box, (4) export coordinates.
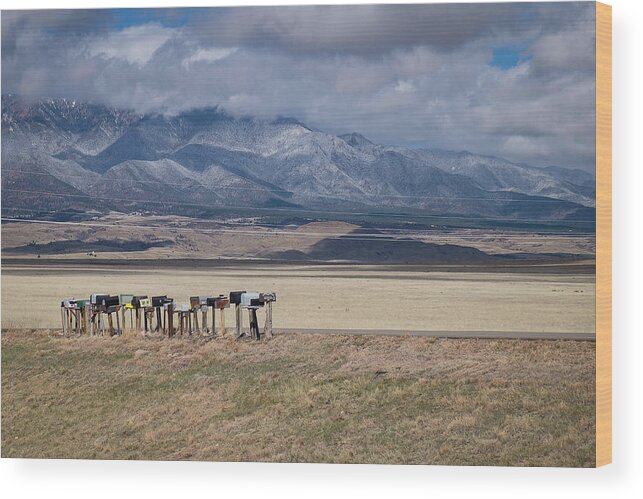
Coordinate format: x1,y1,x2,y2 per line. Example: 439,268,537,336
132,295,148,308
207,295,230,308
91,293,108,305
229,291,246,305
105,295,120,307
240,292,260,307
152,295,169,307
259,292,277,304
138,298,152,308
120,294,134,306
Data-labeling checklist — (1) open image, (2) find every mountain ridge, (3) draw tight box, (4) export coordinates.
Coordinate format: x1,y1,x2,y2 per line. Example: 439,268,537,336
1,96,595,225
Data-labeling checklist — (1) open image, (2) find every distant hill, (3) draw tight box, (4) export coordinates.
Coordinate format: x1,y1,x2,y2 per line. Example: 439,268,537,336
2,95,595,225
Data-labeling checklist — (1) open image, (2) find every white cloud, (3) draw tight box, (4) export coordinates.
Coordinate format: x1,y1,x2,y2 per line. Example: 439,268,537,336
182,47,237,67
394,80,415,93
1,4,597,170
87,24,176,66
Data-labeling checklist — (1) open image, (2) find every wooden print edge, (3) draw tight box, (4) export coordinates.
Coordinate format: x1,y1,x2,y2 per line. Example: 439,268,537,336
595,1,612,467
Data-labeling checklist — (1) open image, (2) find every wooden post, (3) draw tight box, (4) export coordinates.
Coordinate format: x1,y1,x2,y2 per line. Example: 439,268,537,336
167,304,174,337
220,307,226,337
84,304,91,336
263,302,273,339
115,309,121,336
235,304,242,338
107,313,113,337
211,307,216,335
249,308,260,340
75,309,81,336
61,307,66,335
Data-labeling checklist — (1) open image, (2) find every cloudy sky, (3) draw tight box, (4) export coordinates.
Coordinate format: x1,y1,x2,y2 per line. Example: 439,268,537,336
1,2,596,170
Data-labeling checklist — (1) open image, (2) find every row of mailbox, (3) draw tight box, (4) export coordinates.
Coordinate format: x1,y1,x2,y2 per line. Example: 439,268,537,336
61,291,276,311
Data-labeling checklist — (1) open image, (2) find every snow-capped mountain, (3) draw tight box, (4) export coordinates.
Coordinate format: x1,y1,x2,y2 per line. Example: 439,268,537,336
1,96,595,223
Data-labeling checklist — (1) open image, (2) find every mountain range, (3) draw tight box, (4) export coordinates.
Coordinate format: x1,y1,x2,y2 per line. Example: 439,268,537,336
1,95,595,225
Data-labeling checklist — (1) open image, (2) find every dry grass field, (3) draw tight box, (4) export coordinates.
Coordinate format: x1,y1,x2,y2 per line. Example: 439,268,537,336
1,215,596,466
1,263,595,333
1,329,595,466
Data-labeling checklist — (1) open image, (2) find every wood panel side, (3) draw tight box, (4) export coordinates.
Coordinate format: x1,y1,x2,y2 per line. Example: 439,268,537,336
596,1,612,468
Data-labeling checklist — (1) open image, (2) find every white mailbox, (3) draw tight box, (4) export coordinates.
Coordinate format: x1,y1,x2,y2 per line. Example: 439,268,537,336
240,292,260,307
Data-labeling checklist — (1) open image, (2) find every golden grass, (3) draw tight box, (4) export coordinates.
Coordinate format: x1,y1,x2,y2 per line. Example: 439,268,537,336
1,329,595,466
1,265,595,332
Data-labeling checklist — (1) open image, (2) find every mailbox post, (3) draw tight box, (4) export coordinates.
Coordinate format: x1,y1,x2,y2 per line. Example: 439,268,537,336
230,291,246,338
207,295,230,336
259,293,277,339
120,294,134,333
240,292,261,340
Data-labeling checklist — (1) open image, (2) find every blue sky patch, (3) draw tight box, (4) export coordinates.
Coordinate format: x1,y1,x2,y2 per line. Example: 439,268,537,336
491,46,523,70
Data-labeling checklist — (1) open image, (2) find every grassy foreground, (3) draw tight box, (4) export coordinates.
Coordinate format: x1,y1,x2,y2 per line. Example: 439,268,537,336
1,329,595,466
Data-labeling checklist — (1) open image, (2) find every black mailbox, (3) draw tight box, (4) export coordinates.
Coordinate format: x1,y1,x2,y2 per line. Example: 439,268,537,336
132,295,148,308
152,295,168,307
105,295,120,307
229,291,246,305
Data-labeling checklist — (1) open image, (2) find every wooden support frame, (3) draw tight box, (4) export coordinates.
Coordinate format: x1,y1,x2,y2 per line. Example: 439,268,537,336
596,1,612,468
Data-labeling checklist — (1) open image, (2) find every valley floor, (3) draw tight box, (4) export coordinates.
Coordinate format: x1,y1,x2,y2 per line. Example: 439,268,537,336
1,262,595,334
1,329,595,466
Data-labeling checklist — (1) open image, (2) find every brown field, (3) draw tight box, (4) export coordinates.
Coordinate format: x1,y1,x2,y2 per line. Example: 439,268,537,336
1,329,595,466
1,213,596,260
1,263,595,333
1,215,596,466
1,214,596,334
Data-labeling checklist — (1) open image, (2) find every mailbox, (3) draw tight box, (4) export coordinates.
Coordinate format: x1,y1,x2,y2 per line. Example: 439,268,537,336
138,298,152,308
179,304,190,312
76,299,89,308
63,299,78,309
216,296,230,309
120,294,134,306
241,292,260,307
105,295,120,307
229,291,246,305
152,296,171,307
91,293,108,305
259,292,276,304
208,295,230,308
132,295,148,308
189,296,202,309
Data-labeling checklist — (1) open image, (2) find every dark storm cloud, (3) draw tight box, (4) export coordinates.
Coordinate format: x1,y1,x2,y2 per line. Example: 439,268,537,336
0,3,597,170
187,3,593,56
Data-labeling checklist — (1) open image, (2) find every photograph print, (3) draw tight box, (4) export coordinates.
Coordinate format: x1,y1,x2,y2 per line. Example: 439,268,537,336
1,1,607,467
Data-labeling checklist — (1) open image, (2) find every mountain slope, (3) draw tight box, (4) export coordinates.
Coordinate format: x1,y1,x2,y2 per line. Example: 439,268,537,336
1,96,595,225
